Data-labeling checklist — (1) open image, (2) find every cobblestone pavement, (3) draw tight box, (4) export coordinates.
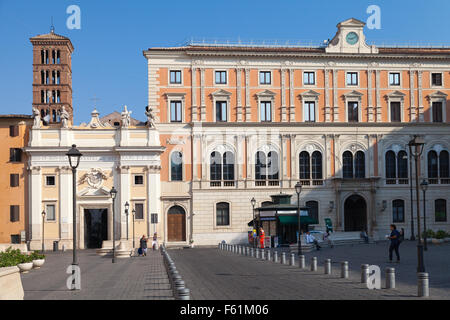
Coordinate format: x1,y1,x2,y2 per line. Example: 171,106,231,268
21,249,174,300
169,241,450,300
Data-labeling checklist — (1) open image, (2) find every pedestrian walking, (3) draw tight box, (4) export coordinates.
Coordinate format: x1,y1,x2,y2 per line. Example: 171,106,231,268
360,229,369,243
324,230,334,248
388,224,400,263
152,232,158,250
306,231,321,250
139,235,148,256
259,227,265,249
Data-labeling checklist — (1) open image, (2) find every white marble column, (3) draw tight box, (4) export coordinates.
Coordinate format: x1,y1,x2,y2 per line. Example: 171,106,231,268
191,66,198,122
147,165,161,239
59,166,71,240
29,166,42,249
245,68,251,122
236,68,243,122
119,165,130,240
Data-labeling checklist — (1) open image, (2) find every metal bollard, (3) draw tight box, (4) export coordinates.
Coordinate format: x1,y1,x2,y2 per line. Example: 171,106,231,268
273,250,279,263
266,250,271,261
239,246,243,255
281,252,287,264
361,264,369,283
245,247,249,256
386,268,395,289
178,288,190,300
174,279,185,295
261,249,265,260
341,261,349,279
311,257,317,271
417,273,429,297
256,248,260,259
324,259,331,275
290,253,296,266
299,255,305,269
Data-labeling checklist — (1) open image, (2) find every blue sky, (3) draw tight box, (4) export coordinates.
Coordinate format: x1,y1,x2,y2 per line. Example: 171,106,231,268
0,0,449,123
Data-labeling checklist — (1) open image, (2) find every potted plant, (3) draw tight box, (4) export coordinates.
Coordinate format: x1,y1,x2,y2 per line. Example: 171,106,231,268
30,251,46,269
17,253,34,273
422,229,435,243
434,230,447,244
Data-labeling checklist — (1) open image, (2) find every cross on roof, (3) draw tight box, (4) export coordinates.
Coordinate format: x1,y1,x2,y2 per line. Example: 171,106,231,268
90,95,101,108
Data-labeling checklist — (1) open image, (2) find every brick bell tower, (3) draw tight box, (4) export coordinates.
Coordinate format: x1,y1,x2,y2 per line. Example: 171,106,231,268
30,27,74,125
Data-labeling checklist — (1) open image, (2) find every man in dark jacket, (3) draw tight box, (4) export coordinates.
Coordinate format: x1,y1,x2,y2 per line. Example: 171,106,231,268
140,235,148,256
388,224,400,263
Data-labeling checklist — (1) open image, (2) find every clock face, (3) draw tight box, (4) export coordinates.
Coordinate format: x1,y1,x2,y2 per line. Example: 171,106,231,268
346,32,359,45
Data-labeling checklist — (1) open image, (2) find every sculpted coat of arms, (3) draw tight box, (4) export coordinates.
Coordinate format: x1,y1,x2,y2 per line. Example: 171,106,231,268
80,168,107,189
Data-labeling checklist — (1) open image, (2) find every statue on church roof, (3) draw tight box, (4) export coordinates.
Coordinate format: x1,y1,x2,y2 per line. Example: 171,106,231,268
121,105,132,128
32,107,41,128
59,106,70,128
145,106,156,129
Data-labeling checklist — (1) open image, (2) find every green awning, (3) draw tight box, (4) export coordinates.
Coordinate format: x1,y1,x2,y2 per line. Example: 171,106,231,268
278,215,317,225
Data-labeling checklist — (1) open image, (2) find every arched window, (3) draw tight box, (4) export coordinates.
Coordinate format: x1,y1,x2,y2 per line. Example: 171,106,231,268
222,152,234,181
435,199,447,222
210,151,222,181
311,151,323,180
255,151,266,181
354,151,365,178
428,151,438,179
267,151,279,180
392,199,405,223
170,152,183,181
306,200,319,224
299,151,310,180
397,151,408,179
343,151,353,179
385,151,396,179
216,202,230,226
439,151,449,179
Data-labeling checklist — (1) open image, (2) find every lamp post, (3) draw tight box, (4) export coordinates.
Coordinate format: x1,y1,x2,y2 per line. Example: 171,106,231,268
124,201,130,241
132,208,136,249
250,197,256,248
295,182,302,256
420,180,429,251
66,144,82,275
408,135,425,272
407,152,415,240
41,210,46,252
110,187,117,263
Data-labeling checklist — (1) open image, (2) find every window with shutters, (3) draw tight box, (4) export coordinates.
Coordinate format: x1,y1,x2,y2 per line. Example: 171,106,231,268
10,206,19,222
432,102,443,122
9,148,22,162
431,73,443,86
435,199,447,222
392,199,405,222
10,174,19,187
9,125,19,137
134,203,144,220
46,204,56,221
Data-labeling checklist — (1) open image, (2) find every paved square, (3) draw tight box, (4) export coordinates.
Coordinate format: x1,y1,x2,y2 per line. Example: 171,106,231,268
21,249,174,300
168,241,450,300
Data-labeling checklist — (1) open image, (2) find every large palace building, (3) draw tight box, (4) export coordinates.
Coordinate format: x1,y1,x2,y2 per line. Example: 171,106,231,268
144,18,450,246
23,18,450,250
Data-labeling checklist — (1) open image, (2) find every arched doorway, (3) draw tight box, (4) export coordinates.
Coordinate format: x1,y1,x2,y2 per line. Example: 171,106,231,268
344,195,367,232
167,205,186,242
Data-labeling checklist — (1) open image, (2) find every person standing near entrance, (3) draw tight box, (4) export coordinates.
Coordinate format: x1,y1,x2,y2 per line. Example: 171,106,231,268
388,224,400,263
139,235,148,256
152,232,158,250
259,227,265,249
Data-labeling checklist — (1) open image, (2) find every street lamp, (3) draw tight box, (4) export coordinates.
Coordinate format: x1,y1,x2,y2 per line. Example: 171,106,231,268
66,144,82,280
406,152,415,240
420,179,429,251
41,210,46,253
110,187,117,263
250,197,256,248
132,208,136,249
295,181,302,256
124,201,130,241
408,135,426,272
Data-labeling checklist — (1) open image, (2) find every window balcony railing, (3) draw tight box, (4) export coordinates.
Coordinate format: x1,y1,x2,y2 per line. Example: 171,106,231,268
209,180,236,187
386,178,410,185
255,180,280,187
300,179,324,186
427,178,450,185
